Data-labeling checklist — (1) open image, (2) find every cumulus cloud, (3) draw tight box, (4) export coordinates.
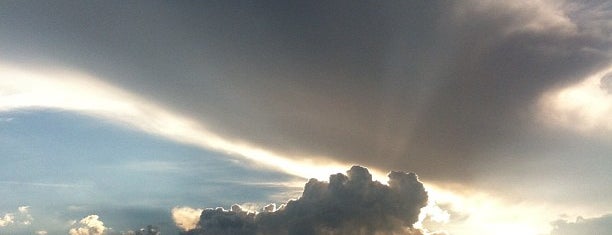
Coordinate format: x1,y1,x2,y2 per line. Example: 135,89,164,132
181,166,428,235
36,230,48,235
0,213,14,227
69,215,107,235
172,207,204,231
17,206,33,225
550,214,612,235
0,206,33,227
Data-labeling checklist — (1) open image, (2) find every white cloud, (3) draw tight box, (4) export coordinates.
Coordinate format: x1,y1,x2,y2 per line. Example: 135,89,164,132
0,213,14,227
36,230,48,235
171,207,203,231
0,206,33,227
69,215,107,235
17,206,29,214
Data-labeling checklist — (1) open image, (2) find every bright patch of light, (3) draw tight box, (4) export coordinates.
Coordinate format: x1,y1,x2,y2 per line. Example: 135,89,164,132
539,65,612,132
421,184,558,235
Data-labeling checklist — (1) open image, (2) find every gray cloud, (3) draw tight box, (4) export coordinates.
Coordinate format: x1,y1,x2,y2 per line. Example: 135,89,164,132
1,0,611,206
121,225,161,235
181,166,428,235
550,214,612,235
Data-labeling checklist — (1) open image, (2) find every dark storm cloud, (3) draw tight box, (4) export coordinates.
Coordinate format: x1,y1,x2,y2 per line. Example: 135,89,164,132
1,0,611,193
182,166,428,235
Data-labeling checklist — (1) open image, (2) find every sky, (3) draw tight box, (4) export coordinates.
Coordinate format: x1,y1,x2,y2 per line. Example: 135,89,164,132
0,0,611,234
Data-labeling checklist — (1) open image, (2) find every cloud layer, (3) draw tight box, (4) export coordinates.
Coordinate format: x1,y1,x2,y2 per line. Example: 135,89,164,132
1,1,611,234
551,214,612,235
1,0,610,205
180,166,428,235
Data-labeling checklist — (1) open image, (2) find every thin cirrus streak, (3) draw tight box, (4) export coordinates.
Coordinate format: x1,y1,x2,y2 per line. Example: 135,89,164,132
0,181,91,189
0,62,578,235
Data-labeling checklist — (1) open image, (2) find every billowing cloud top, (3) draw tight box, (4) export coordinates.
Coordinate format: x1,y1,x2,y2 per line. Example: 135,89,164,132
181,166,428,235
69,215,106,235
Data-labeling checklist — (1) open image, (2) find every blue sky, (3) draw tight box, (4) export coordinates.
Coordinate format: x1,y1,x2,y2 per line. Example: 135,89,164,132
0,111,301,234
0,1,611,234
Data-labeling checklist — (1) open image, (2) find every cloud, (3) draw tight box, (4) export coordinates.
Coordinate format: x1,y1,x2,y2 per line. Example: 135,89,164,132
3,0,609,186
0,206,33,227
0,62,351,182
120,225,160,235
181,166,428,235
538,65,612,132
0,213,14,227
550,214,612,235
69,215,107,235
172,207,204,231
0,0,609,206
17,206,33,225
1,1,611,234
36,230,48,235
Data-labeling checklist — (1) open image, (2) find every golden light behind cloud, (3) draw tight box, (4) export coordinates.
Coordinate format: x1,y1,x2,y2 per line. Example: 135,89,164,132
539,65,612,133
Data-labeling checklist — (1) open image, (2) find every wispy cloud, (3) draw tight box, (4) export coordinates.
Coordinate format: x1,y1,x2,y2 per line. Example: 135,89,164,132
0,62,350,181
0,181,91,189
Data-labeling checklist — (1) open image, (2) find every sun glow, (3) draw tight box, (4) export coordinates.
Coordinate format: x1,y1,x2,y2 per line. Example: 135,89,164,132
539,65,612,132
420,184,557,235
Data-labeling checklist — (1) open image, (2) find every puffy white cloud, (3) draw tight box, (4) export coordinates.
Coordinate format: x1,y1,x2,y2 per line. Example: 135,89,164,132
172,207,204,231
0,213,14,227
17,206,33,225
0,206,33,227
69,215,107,235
